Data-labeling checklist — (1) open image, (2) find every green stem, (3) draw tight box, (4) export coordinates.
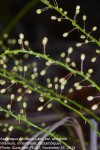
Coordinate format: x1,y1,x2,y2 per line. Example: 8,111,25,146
0,49,100,91
0,68,100,136
0,68,99,121
40,0,100,47
0,107,73,150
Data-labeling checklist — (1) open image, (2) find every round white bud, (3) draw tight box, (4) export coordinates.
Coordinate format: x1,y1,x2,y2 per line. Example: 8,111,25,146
88,69,93,74
87,96,94,101
96,49,100,54
55,84,59,90
64,11,67,15
24,41,29,46
23,102,27,108
80,35,85,39
36,9,42,14
51,16,57,20
85,39,89,44
40,70,46,76
76,5,80,10
17,96,22,101
91,57,96,62
10,94,15,100
60,52,65,58
0,89,6,93
24,66,28,72
7,104,11,110
42,37,48,45
76,43,82,47
57,18,61,22
63,32,68,37
65,57,70,63
68,47,73,54
76,85,82,90
19,33,24,39
68,88,73,93
83,15,87,20
47,83,52,88
92,26,97,31
59,78,65,83
91,104,98,110
81,54,85,60
71,62,76,67
8,126,13,131
47,103,52,109
74,82,79,87
37,106,43,111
